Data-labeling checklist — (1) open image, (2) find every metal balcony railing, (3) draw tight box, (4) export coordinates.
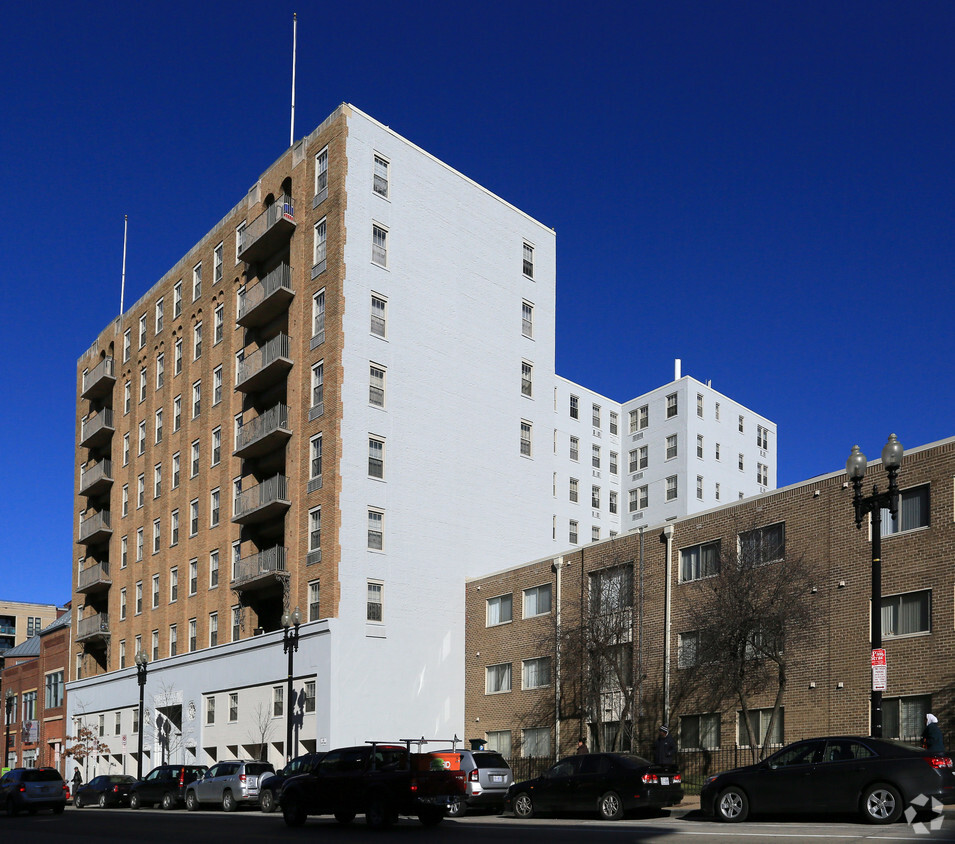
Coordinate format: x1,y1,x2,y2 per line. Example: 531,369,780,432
80,408,115,447
77,561,111,592
77,612,110,641
234,404,290,459
80,459,113,495
78,510,112,544
232,474,289,524
237,264,294,327
231,546,288,590
235,333,292,392
237,194,295,263
82,357,116,399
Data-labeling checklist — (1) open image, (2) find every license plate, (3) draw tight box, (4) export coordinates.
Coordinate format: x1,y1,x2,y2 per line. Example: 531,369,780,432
490,775,503,783
660,777,669,785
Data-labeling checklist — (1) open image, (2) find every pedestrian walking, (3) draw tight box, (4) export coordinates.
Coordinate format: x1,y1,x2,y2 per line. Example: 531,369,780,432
576,738,589,755
923,713,945,754
653,725,677,766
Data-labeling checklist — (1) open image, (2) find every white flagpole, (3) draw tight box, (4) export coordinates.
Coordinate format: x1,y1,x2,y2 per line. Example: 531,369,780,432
120,214,128,315
290,12,297,147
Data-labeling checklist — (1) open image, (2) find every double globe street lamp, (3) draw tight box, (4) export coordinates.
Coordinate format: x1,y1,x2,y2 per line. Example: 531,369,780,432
4,688,14,768
135,651,149,779
846,433,904,739
282,608,302,763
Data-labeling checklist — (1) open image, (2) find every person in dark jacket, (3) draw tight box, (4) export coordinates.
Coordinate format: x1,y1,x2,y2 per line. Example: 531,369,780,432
923,713,945,753
576,738,589,755
653,725,677,765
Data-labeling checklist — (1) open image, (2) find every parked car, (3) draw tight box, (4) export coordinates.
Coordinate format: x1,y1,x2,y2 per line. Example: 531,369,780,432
185,760,275,811
505,752,683,820
74,774,136,808
259,752,325,813
129,764,208,809
0,767,67,816
701,735,955,824
437,749,511,816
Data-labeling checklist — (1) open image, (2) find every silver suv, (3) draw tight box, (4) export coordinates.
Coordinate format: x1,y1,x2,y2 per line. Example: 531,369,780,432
441,750,511,816
184,760,275,811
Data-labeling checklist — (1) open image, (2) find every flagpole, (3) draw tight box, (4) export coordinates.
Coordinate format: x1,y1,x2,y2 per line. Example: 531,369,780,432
290,13,297,147
120,214,128,315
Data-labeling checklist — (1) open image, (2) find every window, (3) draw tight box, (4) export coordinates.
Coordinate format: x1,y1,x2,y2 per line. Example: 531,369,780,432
172,394,181,431
151,574,160,608
592,526,600,541
373,154,389,197
120,588,127,620
629,487,647,512
681,540,720,582
156,353,164,388
638,405,649,430
638,445,648,470
697,393,704,418
174,280,182,317
569,478,578,502
522,300,533,338
311,362,324,411
486,594,512,626
881,485,930,535
139,313,147,348
368,436,384,479
135,582,143,615
137,473,145,507
697,435,704,459
715,482,721,500
119,641,126,669
189,618,197,652
367,581,383,621
122,433,130,466
882,590,931,637
609,490,618,514
123,329,131,362
214,303,224,345
305,508,321,559
229,692,238,722
305,680,316,713
209,612,218,647
589,564,633,615
189,558,198,595
522,241,534,278
739,522,785,564
371,294,387,337
309,434,323,483
738,414,745,433
609,411,618,435
314,147,328,198
172,452,180,488
486,663,512,694
209,550,219,588
715,443,721,460
757,425,769,449
883,695,931,741
569,395,579,419
192,262,202,300
190,499,199,536
139,368,147,403
210,488,220,527
666,475,678,501
520,420,532,457
521,361,533,397
312,289,325,341
273,686,284,718
592,445,601,469
138,421,146,455
681,714,720,750
211,427,221,466
152,518,161,553
678,630,699,668
155,409,163,444
523,584,552,617
696,475,703,500
124,381,131,414
21,692,37,722
522,727,550,757
523,657,551,689
232,606,241,642
666,434,678,460
715,401,721,420
609,451,618,474
206,695,215,725
757,463,769,486
666,393,678,418
738,707,783,746
308,581,321,622
174,338,182,375
170,509,179,546
192,380,201,417
570,436,579,461
569,520,578,544
369,364,385,407
372,223,388,267
592,404,601,427
122,484,129,517
191,440,200,477
121,535,128,567
313,218,327,270
153,462,161,498
486,731,511,756
738,453,744,471
213,366,222,405
368,509,384,550
214,242,223,284
591,485,600,509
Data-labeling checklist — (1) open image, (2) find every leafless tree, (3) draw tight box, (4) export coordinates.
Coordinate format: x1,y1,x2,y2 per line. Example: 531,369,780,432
246,702,276,762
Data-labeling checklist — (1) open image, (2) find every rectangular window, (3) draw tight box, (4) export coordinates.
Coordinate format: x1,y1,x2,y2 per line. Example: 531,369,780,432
313,217,327,270
678,630,699,668
522,300,533,338
522,727,550,757
486,730,511,756
192,380,201,417
609,411,618,435
121,535,128,567
305,680,316,713
570,436,579,461
171,509,179,545
697,393,704,418
229,692,238,722
122,485,129,517
739,522,785,564
209,550,219,588
123,433,130,466
520,420,532,457
592,404,601,427
156,353,164,388
214,303,224,345
715,443,721,460
739,414,745,433
591,485,600,509
522,657,552,689
152,518,161,553
139,313,147,348
138,421,146,455
210,488,220,527
213,366,222,405
192,262,202,300
232,607,240,642
609,451,618,475
369,364,385,407
123,329,131,362
188,618,197,652
589,565,633,615
191,440,199,477
373,154,390,197
697,435,704,459
139,368,146,403
124,381,130,414
666,434,678,460
174,280,182,317
757,463,769,486
569,519,578,544
522,242,534,278
154,463,161,498
739,453,745,472
738,707,783,747
211,427,221,466
569,395,579,419
314,147,328,198
308,581,321,622
214,242,223,284
312,289,325,341
273,685,284,718
639,445,648,470
680,540,720,582
309,507,322,553
371,294,387,337
696,475,703,500
155,409,163,443
523,584,552,618
666,475,678,501
367,581,383,621
174,338,182,375
883,695,931,742
486,594,513,626
308,435,323,487
206,695,215,725
681,714,721,750
173,394,181,431
209,612,218,647
716,482,721,500
372,223,388,267
135,582,143,615
151,574,160,609
368,437,384,479
666,393,678,418
569,478,578,502
757,425,769,449
311,362,324,411
609,490,618,514
715,401,721,420
486,663,512,694
521,361,533,397
172,452,180,488
368,509,384,550
189,558,198,595
639,405,649,430
190,499,199,536
120,588,127,620
137,473,145,507
882,590,931,637
881,485,930,535
592,445,601,469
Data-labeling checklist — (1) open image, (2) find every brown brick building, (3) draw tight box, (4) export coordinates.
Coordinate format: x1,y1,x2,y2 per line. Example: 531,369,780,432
466,436,955,763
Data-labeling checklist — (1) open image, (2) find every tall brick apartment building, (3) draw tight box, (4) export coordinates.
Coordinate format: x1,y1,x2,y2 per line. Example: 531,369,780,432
466,436,955,761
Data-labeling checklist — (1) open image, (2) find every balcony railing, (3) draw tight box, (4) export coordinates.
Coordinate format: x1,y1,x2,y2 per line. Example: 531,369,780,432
237,264,294,327
81,357,116,400
79,459,113,496
76,612,110,643
237,194,296,263
232,474,290,525
77,561,111,594
78,510,112,545
233,404,291,459
235,333,293,393
231,546,288,591
80,408,115,448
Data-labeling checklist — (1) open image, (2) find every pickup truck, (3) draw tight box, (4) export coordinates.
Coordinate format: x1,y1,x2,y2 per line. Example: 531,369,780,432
280,741,467,828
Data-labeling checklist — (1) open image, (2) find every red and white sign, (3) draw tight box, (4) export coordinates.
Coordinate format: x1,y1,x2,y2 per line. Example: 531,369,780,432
122,735,127,748
872,648,887,691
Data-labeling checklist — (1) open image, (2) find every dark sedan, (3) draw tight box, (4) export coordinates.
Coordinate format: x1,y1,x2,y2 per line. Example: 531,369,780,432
701,736,955,824
505,752,683,820
74,775,137,808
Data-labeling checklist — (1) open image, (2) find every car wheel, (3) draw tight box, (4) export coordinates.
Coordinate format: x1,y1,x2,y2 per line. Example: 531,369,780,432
99,793,107,808
130,792,141,810
186,791,200,812
222,790,236,812
599,790,624,821
513,792,535,819
74,794,83,809
283,795,307,828
259,788,275,813
161,791,176,810
861,783,903,824
716,786,749,822
418,806,444,827
365,795,397,828
334,810,355,824
447,798,467,817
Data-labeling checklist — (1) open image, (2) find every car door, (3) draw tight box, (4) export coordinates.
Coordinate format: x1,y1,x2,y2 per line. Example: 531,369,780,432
571,754,610,811
195,763,222,802
744,740,825,813
536,759,578,813
812,740,878,811
140,767,165,803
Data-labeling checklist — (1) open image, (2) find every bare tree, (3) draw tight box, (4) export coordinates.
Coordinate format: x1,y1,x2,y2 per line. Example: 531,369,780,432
246,702,276,762
680,521,813,762
64,724,110,779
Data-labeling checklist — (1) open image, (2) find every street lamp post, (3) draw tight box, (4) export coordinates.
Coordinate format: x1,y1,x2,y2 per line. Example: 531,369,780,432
4,688,14,769
135,651,149,779
846,433,904,739
282,607,302,763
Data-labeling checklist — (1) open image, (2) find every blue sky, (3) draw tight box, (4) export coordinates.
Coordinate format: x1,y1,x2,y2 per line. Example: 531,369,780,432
2,1,953,605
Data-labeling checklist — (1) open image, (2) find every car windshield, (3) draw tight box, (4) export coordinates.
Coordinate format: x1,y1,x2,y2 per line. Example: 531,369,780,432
473,752,509,768
23,770,62,783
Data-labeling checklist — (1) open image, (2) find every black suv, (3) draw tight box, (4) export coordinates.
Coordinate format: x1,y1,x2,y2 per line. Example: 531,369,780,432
0,767,67,815
259,752,325,813
130,764,208,809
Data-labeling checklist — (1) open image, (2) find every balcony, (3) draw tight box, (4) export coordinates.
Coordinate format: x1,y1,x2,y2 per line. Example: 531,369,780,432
78,510,112,545
237,195,296,263
80,408,115,448
234,404,291,460
235,334,293,393
237,264,294,328
77,561,111,595
76,612,110,644
232,474,290,525
231,546,288,592
79,459,113,497
81,357,116,400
